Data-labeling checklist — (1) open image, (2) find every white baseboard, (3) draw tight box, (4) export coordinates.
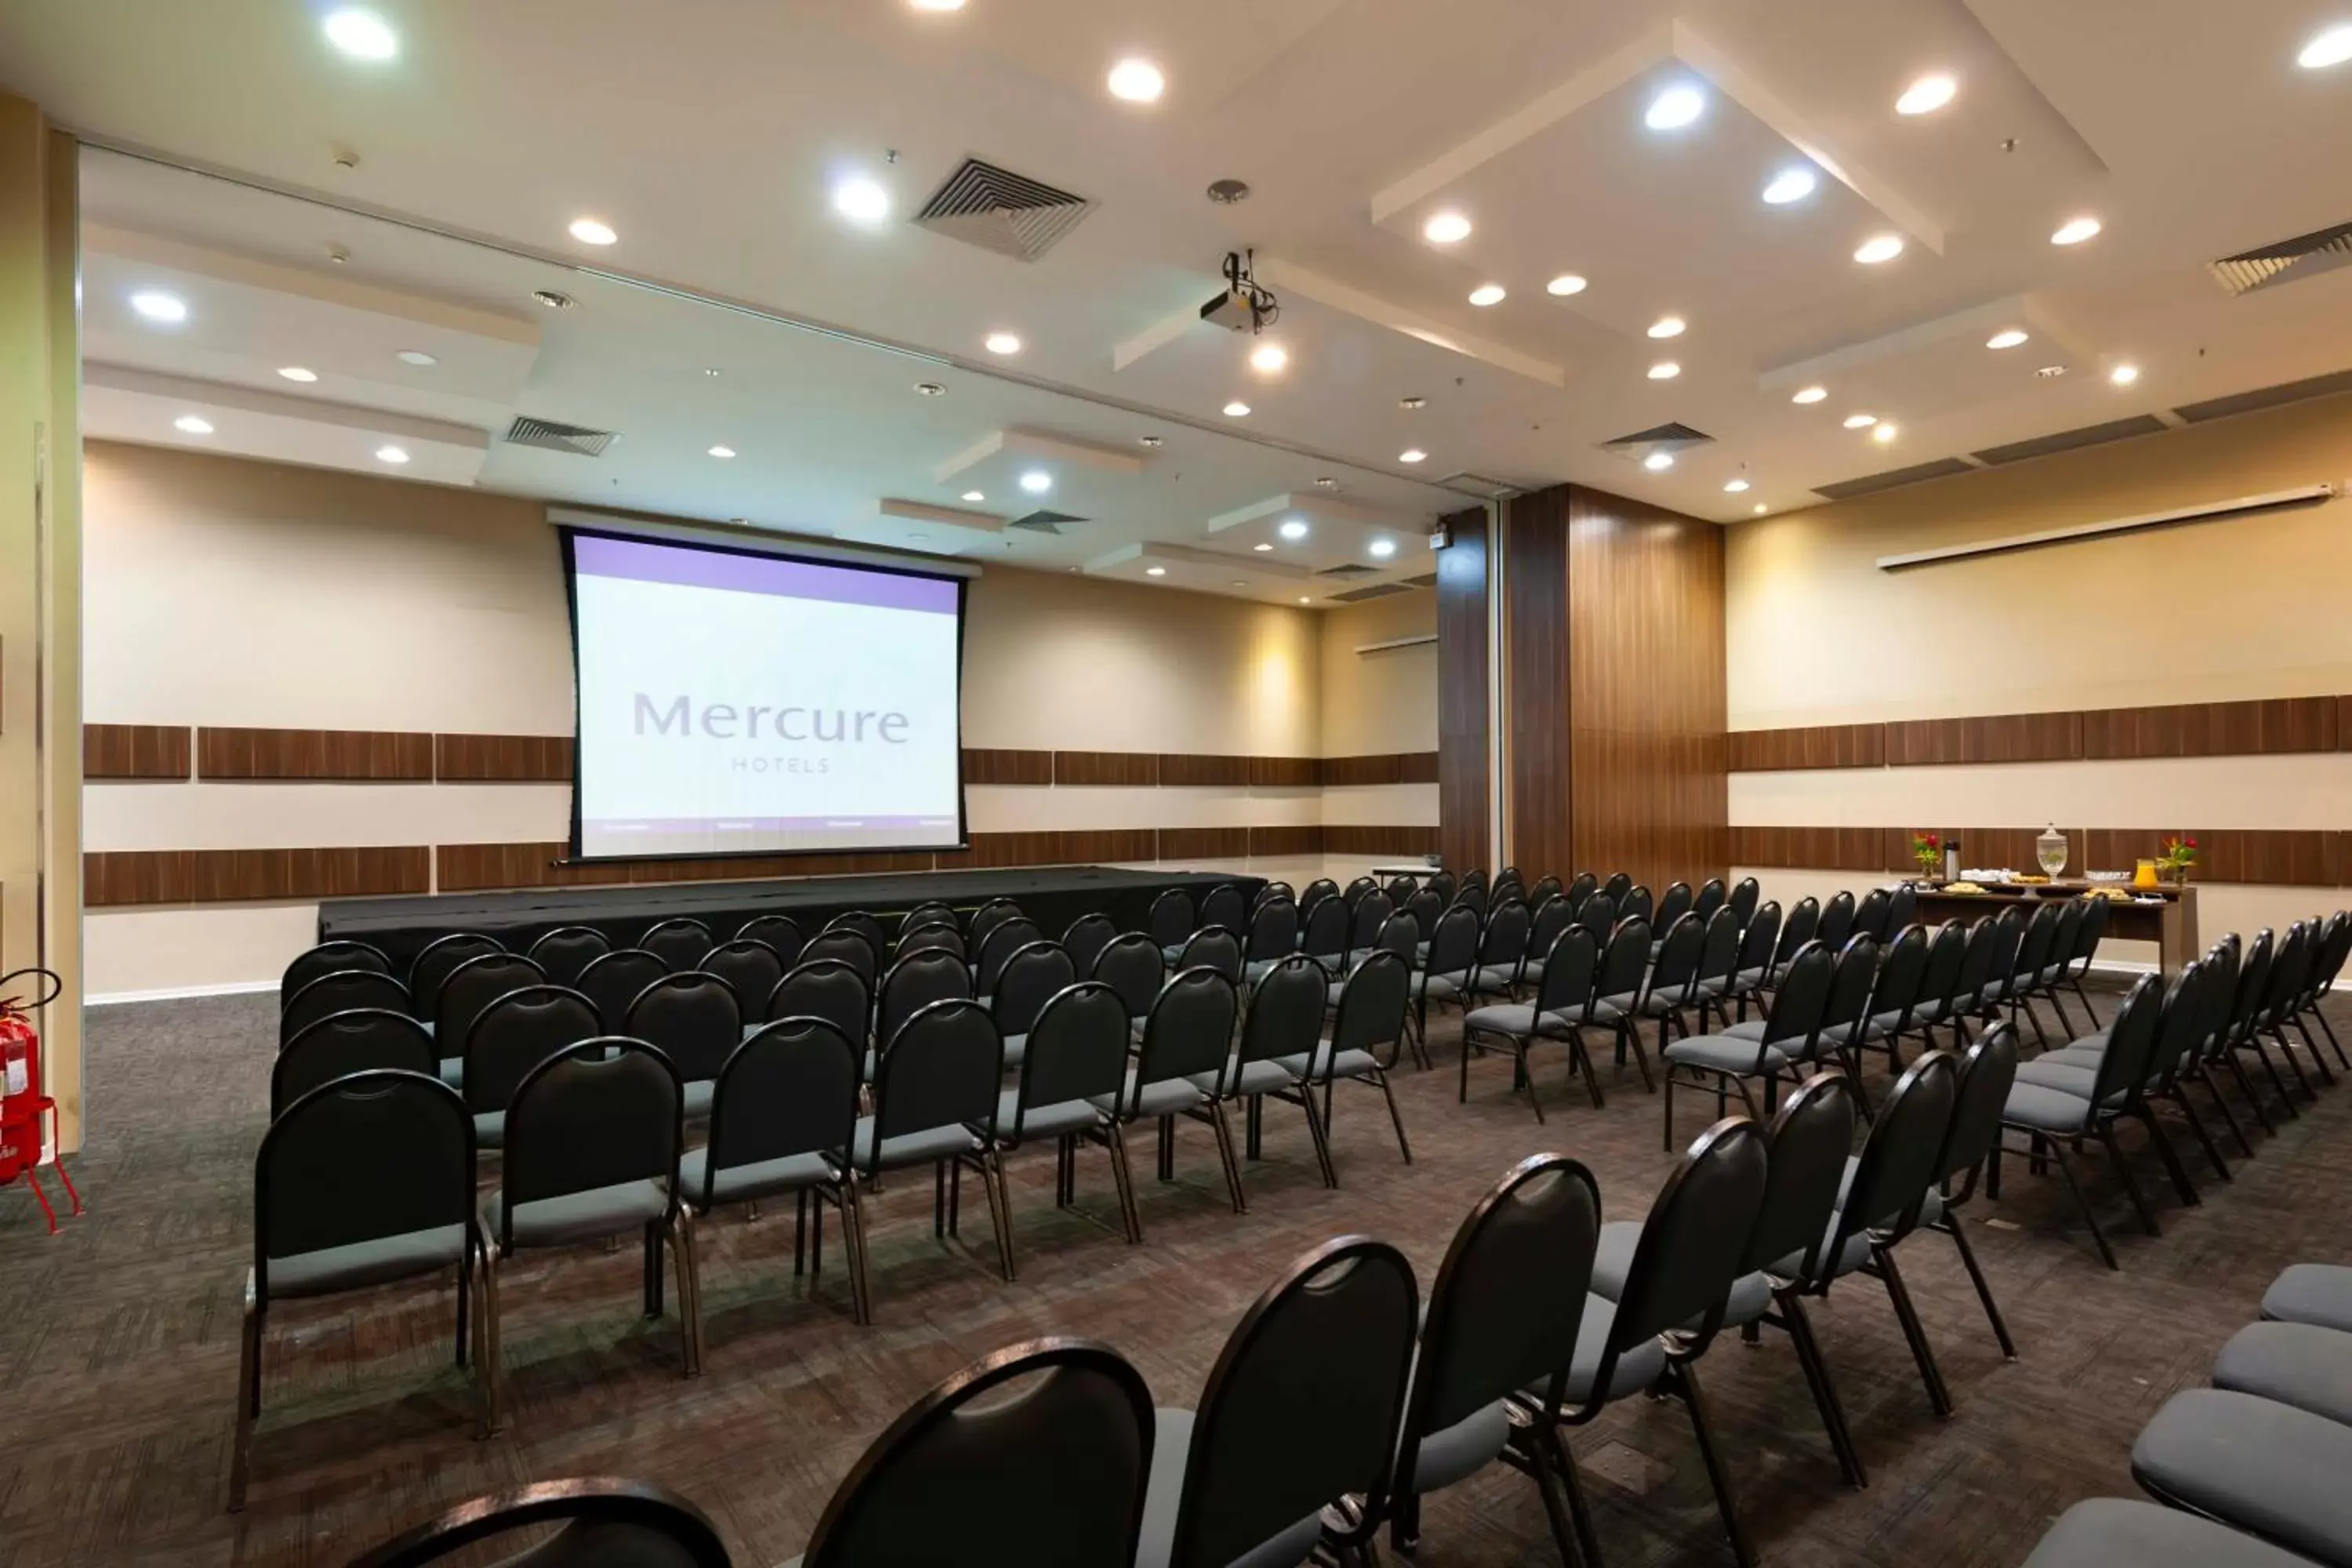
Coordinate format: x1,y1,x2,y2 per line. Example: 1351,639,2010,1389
87,978,278,1008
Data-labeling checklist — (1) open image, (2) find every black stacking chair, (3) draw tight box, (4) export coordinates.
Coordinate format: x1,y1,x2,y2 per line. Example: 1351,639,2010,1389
968,897,1024,946
2227,929,2299,1125
1725,900,1782,1020
1425,871,1457,905
1572,890,1617,941
1300,876,1341,910
1517,893,1575,985
1060,912,1118,977
1253,880,1296,912
1694,877,1727,919
1149,888,1195,959
1598,871,1632,902
1993,902,2064,1049
1290,949,1415,1177
432,952,548,1079
1563,871,1598,909
736,913,805,967
1092,932,1167,1028
1384,1153,1601,1558
1582,916,1658,1093
1895,920,1969,1058
1345,875,1381,903
2180,935,2262,1156
641,917,717,971
996,982,1142,1247
281,969,411,1046
462,985,602,1150
1621,883,1654,926
1661,939,1833,1149
524,927,610,987
1828,921,1929,1077
1097,968,1245,1214
576,948,670,1032
2017,1498,2312,1568
625,971,743,1117
1403,886,1446,951
2129,1388,2352,1567
1612,909,1707,1054
1688,906,1745,1031
1942,916,1999,1040
685,1018,867,1328
1466,896,1535,1004
1768,895,1820,985
877,948,975,1054
701,939,786,1015
1922,1024,2021,1359
766,959,873,1065
1345,888,1396,968
1205,954,1332,1187
790,1340,1155,1568
2257,920,2332,1098
1142,1237,1418,1568
990,940,1075,1072
1962,907,2027,1030
894,921,965,962
825,910,890,960
1530,873,1565,906
477,1039,702,1430
2296,909,2352,1067
974,916,1044,996
860,1000,1012,1296
2021,958,2220,1196
801,927,880,989
1240,897,1301,985
279,939,391,1005
1463,925,1602,1120
2057,895,2112,1026
1806,932,1886,1103
1726,876,1759,925
409,932,503,1018
1297,892,1350,976
2031,900,2089,1037
1383,874,1421,904
1534,1116,1772,1568
232,1069,481,1511
1815,890,1857,952
1410,902,1482,1057
273,1009,435,1116
1885,883,1918,934
1852,887,1893,943
347,1479,730,1568
1174,925,1243,987
902,900,956,934
1200,883,1249,935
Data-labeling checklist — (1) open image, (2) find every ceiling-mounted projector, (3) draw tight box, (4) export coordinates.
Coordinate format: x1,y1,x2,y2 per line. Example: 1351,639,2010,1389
1201,249,1280,334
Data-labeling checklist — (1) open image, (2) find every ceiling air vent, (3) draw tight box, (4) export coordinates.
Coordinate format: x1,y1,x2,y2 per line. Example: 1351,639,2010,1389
1400,572,1438,589
914,158,1094,262
1601,422,1715,467
1315,563,1380,580
503,416,617,457
1434,470,1522,499
1330,582,1415,603
1809,457,1978,502
1007,509,1086,535
2175,366,2352,423
1972,416,2168,466
2209,219,2352,296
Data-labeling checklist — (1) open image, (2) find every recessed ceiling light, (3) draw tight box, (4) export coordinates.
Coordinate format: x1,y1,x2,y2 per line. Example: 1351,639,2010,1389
910,0,967,10
172,415,212,435
1423,211,1472,245
914,382,946,396
130,290,187,324
1139,435,1165,448
1896,74,1957,115
1842,412,1878,429
1399,396,1427,410
1254,542,1274,552
1753,503,1769,514
1232,580,1247,588
833,176,891,226
1792,385,1828,405
1315,476,1340,489
1145,565,1167,577
1468,284,1507,307
2109,362,2141,386
276,366,318,383
2036,364,2069,378
568,217,617,246
1645,84,1706,130
1279,518,1310,541
1546,274,1588,296
1298,597,1312,604
983,332,1022,356
2299,24,2352,68
962,490,985,503
1723,478,1750,493
708,445,736,459
1369,539,1398,559
375,445,410,464
1019,470,1053,493
1399,448,1428,463
1642,452,1675,471
1647,361,1680,379
1854,234,1906,264
1222,400,1252,417
322,8,397,60
1871,422,1899,444
397,350,437,366
1761,167,1817,205
1250,343,1288,373
1108,59,1165,102
1986,328,2029,350
1647,316,1686,339
533,289,575,310
2051,216,2102,246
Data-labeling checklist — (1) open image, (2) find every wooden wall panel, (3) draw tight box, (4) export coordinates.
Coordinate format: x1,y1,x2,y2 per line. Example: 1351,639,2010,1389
962,748,1054,786
1158,827,1250,862
1324,824,1441,857
1885,712,2081,767
1436,506,1491,875
434,733,573,782
1247,825,1325,858
1726,724,1886,771
2080,698,2338,759
82,724,191,780
85,846,430,906
1054,752,1160,786
1247,757,1321,789
198,727,434,781
1157,753,1252,787
1319,752,1441,786
1504,485,1575,884
1731,825,2349,887
2081,828,2341,887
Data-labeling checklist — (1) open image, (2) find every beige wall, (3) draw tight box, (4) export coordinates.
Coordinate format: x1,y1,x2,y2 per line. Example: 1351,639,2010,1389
1317,591,1440,865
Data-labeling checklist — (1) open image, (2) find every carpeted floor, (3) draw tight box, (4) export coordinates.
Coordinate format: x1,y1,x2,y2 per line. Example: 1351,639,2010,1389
2,976,2348,1567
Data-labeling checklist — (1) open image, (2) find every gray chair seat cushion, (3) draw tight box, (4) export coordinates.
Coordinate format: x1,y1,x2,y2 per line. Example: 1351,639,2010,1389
1662,1033,1795,1076
473,1109,505,1149
1586,1218,1771,1327
2213,1321,2352,1428
2014,1058,2104,1096
2267,1265,2352,1334
1160,944,1188,963
1733,966,1767,989
1719,1018,1769,1042
1519,1292,1667,1406
1519,957,1546,983
2002,1081,2098,1134
682,1079,714,1118
1421,974,1467,1000
1134,1407,1324,1568
1637,985,1700,1015
2039,1041,2109,1070
680,1146,837,1208
265,1223,470,1299
2131,1388,2352,1566
1462,1004,1575,1039
1325,981,1348,1007
1192,1058,1296,1098
438,1057,463,1087
1589,993,1638,1024
1410,1398,1511,1495
1244,958,1284,982
1275,1044,1379,1083
2024,1497,2318,1568
998,1088,1104,1142
1469,964,1519,993
1001,1033,1027,1071
1091,1070,1208,1120
851,1116,983,1171
485,1178,670,1250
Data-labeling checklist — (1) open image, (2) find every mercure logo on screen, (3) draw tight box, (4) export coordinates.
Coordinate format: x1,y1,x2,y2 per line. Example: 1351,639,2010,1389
634,693,912,744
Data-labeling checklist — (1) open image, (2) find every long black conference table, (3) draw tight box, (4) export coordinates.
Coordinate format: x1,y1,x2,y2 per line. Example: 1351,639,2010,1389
319,865,1265,971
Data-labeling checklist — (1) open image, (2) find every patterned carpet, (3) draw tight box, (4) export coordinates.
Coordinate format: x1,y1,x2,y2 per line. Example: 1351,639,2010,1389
2,975,2348,1567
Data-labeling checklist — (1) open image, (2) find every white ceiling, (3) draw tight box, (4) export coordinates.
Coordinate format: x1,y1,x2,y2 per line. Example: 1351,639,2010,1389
9,0,2352,596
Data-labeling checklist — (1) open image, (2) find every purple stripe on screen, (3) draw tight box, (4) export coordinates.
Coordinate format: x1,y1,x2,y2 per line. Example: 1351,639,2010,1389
572,533,959,615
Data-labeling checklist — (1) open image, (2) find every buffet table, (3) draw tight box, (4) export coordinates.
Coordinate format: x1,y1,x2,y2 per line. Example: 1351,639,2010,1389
1907,880,2200,976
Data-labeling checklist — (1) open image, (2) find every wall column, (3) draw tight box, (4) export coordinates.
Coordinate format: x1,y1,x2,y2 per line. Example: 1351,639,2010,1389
1435,505,1490,873
0,96,84,1150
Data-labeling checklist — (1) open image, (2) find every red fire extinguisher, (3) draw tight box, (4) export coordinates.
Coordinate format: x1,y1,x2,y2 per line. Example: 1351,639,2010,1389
1,967,83,1236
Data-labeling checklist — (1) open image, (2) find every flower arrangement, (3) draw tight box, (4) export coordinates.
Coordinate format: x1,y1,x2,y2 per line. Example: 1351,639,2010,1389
2161,834,2198,883
1911,830,1942,878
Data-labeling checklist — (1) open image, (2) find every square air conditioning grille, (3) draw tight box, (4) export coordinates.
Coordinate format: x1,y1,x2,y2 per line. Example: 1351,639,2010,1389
1008,509,1086,535
915,158,1094,262
2209,219,2352,296
504,416,617,457
1316,563,1380,580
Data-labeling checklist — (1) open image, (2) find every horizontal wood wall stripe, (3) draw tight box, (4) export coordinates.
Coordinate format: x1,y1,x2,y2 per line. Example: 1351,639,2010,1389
962,748,1054,786
83,724,191,780
2079,697,2338,760
1158,826,1251,862
1886,711,2081,767
1726,724,1883,772
1053,751,1160,787
434,734,574,782
1325,823,1441,856
1319,752,1442,787
1733,695,2352,771
1732,825,2349,887
1156,753,1252,788
1247,825,1325,858
85,846,431,906
1248,757,1322,789
197,727,435,782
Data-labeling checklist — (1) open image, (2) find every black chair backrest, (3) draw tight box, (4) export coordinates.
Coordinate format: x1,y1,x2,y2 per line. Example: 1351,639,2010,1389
640,917,716,971
253,1069,474,1306
1533,925,1599,1016
1174,926,1243,985
1694,877,1727,919
1980,908,2025,999
701,1018,859,1207
281,940,391,1006
463,985,602,1116
1131,968,1239,1100
975,917,1045,994
1621,884,1654,925
880,947,976,1047
736,914,806,967
1867,924,1931,1026
1885,884,1918,935
500,1040,682,1247
282,969,411,1045
1592,916,1651,1009
1655,881,1695,930
969,897,1025,945
1014,983,1132,1137
1382,875,1420,905
1950,916,1999,1006
1726,876,1759,925
993,941,1077,1040
1061,913,1119,976
1833,1051,1957,1252
2199,935,2241,1065
1478,897,1534,970
1748,1073,1859,1283
1244,898,1300,963
1148,889,1195,949
346,1479,729,1568
1331,950,1413,1066
1232,956,1327,1080
1734,901,1782,977
1200,884,1249,934
2082,973,2166,1111
2071,895,2111,970
1454,884,1490,924
1404,887,1446,942
1531,874,1565,905
1815,891,1857,951
1427,872,1459,905
576,948,671,1031
1423,903,1481,980
825,910,890,960
1913,920,1968,1025
799,1339,1156,1568
1937,1023,2019,1200
524,926,612,987
1301,877,1341,910
1573,891,1619,940
1092,933,1167,1019
2045,899,2085,976
1775,896,1820,963
2011,903,2061,985
1253,880,1296,911
273,1010,434,1116
1299,894,1350,964
434,952,550,1049
1852,888,1893,943
1694,906,1742,988
895,922,966,963
1527,894,1576,970
1565,871,1599,909
1367,911,1420,968
408,932,503,1014
624,971,742,1085
1599,870,1632,902
903,901,957,934
1345,876,1380,903
1760,942,1835,1058
766,958,872,1045
1646,912,1706,993
1598,1118,1769,1392
1168,1236,1417,1568
1822,932,1882,1033
701,940,786,1014
2262,922,2313,1025
2147,961,2212,1088
802,927,880,987
869,1000,1002,1157
2310,910,2352,996
2233,928,2275,1040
